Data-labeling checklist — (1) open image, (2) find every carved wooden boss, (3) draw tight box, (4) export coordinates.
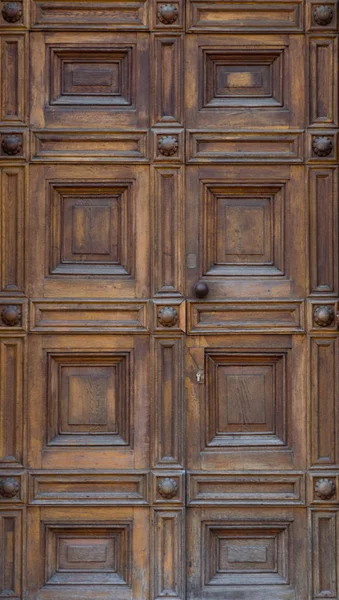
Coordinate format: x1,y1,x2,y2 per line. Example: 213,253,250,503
0,1,338,600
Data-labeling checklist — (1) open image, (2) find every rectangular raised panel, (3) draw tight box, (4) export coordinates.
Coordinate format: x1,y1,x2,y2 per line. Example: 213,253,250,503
45,523,131,585
188,0,303,31
152,167,184,296
153,338,183,467
50,47,132,106
187,131,304,162
31,301,148,332
31,130,148,162
29,472,149,505
309,37,338,127
31,0,148,29
49,182,134,277
0,339,23,465
202,49,283,108
188,301,304,333
152,510,184,600
0,511,22,599
188,473,305,505
205,351,287,448
47,351,132,447
202,184,284,277
0,168,25,293
152,35,183,126
0,35,26,124
309,168,338,295
311,338,337,465
204,521,289,586
312,512,337,598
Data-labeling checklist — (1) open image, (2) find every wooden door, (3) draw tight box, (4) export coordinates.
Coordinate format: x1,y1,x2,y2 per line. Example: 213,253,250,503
0,1,338,599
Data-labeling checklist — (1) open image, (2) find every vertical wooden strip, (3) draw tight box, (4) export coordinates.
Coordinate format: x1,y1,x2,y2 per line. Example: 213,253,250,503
311,338,336,465
152,510,184,600
0,512,22,597
1,168,25,293
309,37,338,127
1,35,25,123
153,337,183,467
0,340,23,464
152,35,183,126
309,168,338,295
312,512,337,598
152,167,184,296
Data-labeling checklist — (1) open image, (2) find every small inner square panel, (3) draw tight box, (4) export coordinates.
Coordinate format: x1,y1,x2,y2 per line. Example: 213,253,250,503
63,61,120,96
203,50,283,108
205,352,287,448
58,536,116,571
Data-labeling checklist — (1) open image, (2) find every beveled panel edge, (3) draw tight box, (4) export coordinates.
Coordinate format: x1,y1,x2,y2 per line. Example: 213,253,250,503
187,300,305,334
187,472,306,505
30,299,150,333
28,470,150,505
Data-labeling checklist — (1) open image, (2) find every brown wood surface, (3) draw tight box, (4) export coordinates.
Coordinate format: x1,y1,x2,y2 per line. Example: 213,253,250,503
0,1,338,599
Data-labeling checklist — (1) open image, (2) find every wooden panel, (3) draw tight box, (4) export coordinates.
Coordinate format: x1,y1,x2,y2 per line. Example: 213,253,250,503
152,167,184,296
0,339,24,466
31,0,149,29
30,300,148,333
186,165,306,299
0,168,25,294
188,301,304,333
0,34,26,125
187,130,304,163
27,335,149,470
152,337,183,468
311,511,338,599
152,35,183,126
310,337,338,466
0,510,22,600
152,509,184,600
31,130,149,162
187,0,303,31
309,37,338,127
29,472,149,505
309,168,338,295
30,32,149,130
187,473,305,505
28,164,149,299
186,335,306,471
187,507,307,600
185,34,304,129
26,506,149,600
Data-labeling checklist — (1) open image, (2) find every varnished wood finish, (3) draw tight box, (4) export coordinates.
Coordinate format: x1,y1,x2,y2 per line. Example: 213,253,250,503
0,1,338,599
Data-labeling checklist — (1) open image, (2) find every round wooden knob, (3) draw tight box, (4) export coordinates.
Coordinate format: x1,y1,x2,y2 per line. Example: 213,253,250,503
158,306,178,327
315,478,336,500
314,305,334,327
157,477,178,499
312,136,333,157
193,281,209,298
313,5,334,25
1,305,21,326
0,478,19,498
157,4,179,24
1,134,22,155
2,2,22,22
158,135,178,156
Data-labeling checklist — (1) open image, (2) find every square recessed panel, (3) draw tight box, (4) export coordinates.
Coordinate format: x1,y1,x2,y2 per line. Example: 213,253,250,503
202,184,284,277
45,524,131,585
203,50,283,108
205,352,287,447
204,522,289,586
50,47,132,106
47,352,132,447
49,183,134,276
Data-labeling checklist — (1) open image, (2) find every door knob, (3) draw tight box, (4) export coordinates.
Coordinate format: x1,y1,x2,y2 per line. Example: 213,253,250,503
193,281,209,298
